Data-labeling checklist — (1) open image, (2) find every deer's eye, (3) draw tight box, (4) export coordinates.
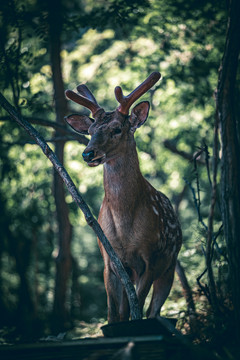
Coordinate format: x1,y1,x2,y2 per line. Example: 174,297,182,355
113,128,121,135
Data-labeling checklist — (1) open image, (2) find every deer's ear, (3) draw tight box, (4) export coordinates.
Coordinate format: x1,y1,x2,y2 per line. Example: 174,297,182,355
65,114,94,134
129,101,150,133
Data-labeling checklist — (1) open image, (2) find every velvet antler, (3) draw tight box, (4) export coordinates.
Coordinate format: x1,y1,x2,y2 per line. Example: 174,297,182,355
115,72,161,115
65,84,101,117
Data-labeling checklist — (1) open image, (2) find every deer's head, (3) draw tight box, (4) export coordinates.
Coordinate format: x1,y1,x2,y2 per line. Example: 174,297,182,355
65,72,161,167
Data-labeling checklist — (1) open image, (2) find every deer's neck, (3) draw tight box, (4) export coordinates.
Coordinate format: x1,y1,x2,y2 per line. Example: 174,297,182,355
103,139,145,208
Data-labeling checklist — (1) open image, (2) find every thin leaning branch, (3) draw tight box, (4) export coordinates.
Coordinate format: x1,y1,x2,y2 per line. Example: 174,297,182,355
163,139,205,165
206,112,220,315
176,260,196,316
183,177,208,232
0,115,89,145
0,92,141,321
3,136,87,148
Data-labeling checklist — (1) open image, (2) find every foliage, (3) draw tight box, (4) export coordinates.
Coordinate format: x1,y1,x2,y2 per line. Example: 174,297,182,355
0,0,237,351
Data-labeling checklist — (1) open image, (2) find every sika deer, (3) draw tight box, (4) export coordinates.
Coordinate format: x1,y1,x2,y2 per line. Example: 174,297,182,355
65,72,182,323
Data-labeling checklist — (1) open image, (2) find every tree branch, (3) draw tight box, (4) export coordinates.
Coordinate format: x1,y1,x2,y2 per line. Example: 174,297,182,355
176,260,196,316
0,92,141,321
0,115,89,145
206,113,220,315
2,136,90,148
183,177,208,232
163,139,205,165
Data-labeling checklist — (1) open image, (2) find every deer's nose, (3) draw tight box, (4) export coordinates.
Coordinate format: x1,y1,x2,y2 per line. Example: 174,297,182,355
82,150,95,162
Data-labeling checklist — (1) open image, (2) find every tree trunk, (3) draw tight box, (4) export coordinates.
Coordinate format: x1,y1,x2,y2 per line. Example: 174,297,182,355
47,0,73,332
217,0,240,339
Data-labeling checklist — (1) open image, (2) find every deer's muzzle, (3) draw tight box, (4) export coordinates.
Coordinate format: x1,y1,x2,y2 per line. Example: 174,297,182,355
82,149,106,167
82,150,95,162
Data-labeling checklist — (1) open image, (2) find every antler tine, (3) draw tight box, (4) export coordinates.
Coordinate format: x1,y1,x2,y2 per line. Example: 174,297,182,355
115,71,161,115
77,84,99,105
65,87,101,117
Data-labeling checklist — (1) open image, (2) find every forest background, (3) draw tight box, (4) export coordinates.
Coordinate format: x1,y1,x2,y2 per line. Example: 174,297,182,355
0,0,240,353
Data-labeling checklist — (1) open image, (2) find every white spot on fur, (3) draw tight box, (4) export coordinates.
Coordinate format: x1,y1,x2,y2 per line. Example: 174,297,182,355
152,206,159,215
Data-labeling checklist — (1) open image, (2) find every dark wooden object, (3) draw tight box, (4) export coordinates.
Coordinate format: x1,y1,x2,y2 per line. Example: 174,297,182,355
0,335,214,360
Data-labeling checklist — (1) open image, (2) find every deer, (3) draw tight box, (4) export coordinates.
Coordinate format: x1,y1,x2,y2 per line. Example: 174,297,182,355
65,72,182,324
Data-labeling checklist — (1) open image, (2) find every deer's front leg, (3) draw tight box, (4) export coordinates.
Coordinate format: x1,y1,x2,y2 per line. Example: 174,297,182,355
103,265,122,323
119,287,130,321
136,269,153,317
104,263,130,323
